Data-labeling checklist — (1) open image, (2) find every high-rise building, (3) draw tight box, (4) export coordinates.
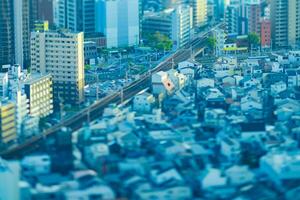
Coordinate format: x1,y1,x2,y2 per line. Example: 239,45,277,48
246,0,260,35
225,4,239,34
11,90,29,137
0,0,32,69
143,5,193,48
260,18,271,48
53,0,67,28
0,0,15,67
171,5,194,48
0,100,17,144
190,0,208,28
14,0,31,68
0,73,9,98
30,31,85,105
53,0,95,34
30,0,54,25
24,74,53,118
271,0,300,47
95,0,140,48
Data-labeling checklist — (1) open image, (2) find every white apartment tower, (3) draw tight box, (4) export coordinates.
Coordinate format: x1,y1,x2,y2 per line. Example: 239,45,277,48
30,31,85,105
172,5,194,48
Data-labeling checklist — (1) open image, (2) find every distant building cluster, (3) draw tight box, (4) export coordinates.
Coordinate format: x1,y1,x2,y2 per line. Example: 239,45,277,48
1,0,300,199
2,51,300,199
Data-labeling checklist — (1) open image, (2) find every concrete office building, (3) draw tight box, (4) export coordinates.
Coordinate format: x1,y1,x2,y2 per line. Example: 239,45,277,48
31,0,54,25
14,0,31,68
53,0,67,28
95,0,140,48
143,5,193,49
0,0,15,67
0,0,31,68
271,0,300,47
24,74,53,118
30,31,85,105
0,101,17,144
53,0,95,34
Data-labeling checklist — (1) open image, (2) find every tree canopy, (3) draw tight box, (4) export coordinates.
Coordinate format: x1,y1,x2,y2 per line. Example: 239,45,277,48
248,32,260,46
206,36,217,50
144,32,173,51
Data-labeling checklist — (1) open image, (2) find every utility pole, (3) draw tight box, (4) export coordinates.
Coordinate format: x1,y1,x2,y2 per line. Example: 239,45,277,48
171,57,175,69
120,88,124,104
59,93,64,120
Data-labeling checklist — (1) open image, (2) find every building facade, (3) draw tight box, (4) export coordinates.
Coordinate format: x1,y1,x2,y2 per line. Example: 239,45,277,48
95,0,140,48
260,18,271,48
0,0,15,68
246,1,260,35
53,0,95,34
30,31,85,105
0,101,17,144
190,0,207,28
143,5,193,49
24,74,53,118
14,0,31,68
271,0,300,47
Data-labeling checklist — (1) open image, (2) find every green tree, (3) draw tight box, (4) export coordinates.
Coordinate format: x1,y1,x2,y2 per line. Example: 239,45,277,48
206,36,217,52
144,32,173,51
248,32,260,47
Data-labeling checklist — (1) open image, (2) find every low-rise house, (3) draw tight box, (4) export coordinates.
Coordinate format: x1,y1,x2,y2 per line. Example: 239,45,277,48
286,68,299,88
271,81,287,96
197,78,215,88
260,150,300,191
201,168,227,190
21,155,51,176
135,185,192,200
204,108,226,127
220,137,241,162
225,165,255,186
152,71,175,96
133,91,155,114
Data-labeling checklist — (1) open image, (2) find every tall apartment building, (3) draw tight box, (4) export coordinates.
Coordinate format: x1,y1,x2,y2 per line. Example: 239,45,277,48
9,89,30,137
0,73,9,98
225,4,239,34
0,0,15,67
53,0,95,34
24,74,53,118
172,5,194,48
271,0,300,47
0,101,17,144
190,0,208,28
143,5,193,49
30,31,85,105
260,18,271,48
95,0,140,48
246,1,260,35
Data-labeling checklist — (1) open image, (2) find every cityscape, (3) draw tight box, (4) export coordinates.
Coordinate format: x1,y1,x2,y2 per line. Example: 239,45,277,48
0,0,300,199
